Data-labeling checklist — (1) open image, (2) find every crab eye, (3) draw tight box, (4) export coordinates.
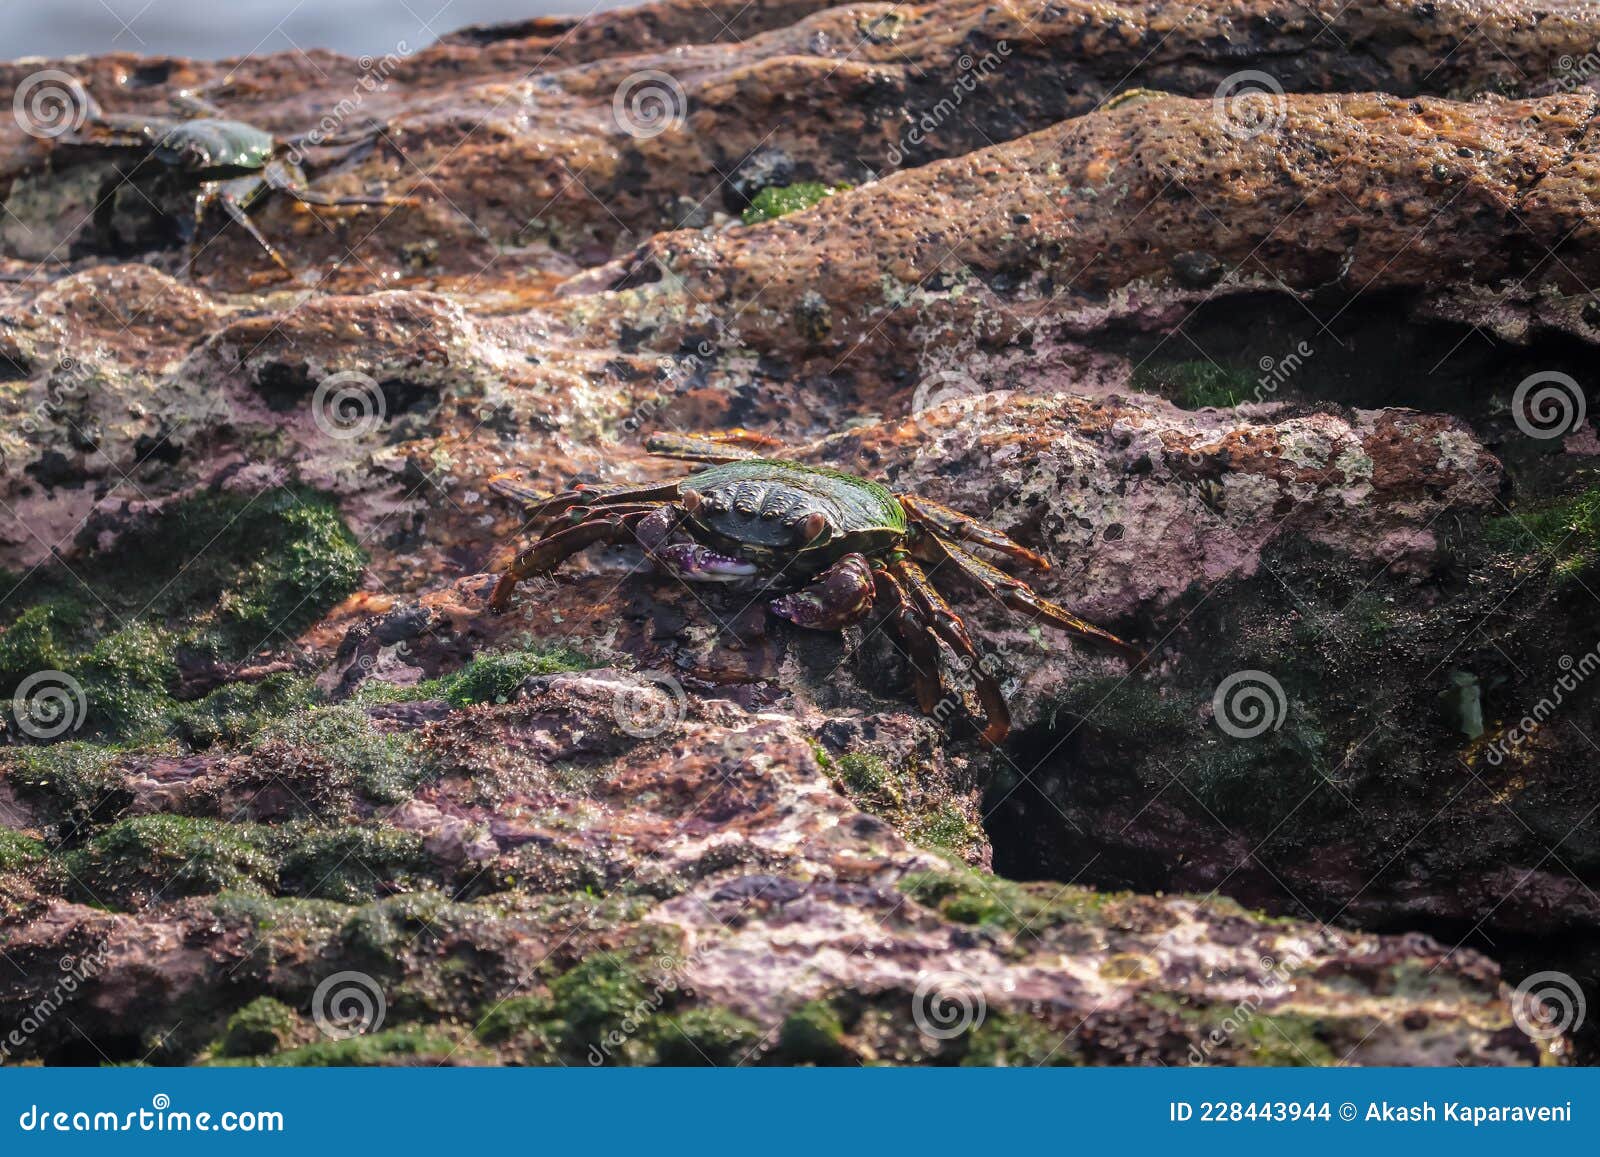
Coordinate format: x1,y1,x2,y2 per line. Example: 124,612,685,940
798,512,830,543
681,487,704,514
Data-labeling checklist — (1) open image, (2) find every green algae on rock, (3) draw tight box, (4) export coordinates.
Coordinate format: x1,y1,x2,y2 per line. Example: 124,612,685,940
1,488,364,745
741,182,849,224
0,672,1559,1066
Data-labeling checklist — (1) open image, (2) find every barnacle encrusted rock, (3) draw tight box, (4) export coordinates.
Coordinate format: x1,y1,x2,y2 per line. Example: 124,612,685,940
576,88,1600,384
0,675,1551,1065
7,0,1600,285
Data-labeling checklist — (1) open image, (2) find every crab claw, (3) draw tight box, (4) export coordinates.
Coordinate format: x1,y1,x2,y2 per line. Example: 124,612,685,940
771,554,875,629
653,542,759,582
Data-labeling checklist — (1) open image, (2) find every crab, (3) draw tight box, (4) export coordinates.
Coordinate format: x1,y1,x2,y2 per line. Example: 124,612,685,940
51,89,411,277
488,431,1140,742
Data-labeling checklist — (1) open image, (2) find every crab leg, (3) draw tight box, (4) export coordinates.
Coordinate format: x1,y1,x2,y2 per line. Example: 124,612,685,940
286,126,409,170
545,502,669,527
646,429,784,465
770,553,876,629
890,557,1011,743
901,495,1051,571
203,186,295,276
488,474,684,521
276,184,416,211
874,567,944,715
919,534,1142,662
489,512,647,612
487,474,553,508
262,159,415,210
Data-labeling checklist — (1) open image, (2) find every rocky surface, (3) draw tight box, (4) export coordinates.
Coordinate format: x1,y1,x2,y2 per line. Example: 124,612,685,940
8,0,1600,287
2,0,1598,1066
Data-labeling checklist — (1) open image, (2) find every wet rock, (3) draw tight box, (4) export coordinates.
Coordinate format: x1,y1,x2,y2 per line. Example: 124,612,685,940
574,89,1600,391
0,676,1555,1065
7,1,1600,286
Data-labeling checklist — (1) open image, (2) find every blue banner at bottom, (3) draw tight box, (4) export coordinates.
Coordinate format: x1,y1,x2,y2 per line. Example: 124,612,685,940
1,1067,1595,1154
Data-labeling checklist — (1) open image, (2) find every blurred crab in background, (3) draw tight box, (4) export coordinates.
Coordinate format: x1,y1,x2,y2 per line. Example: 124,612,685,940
489,430,1141,741
3,84,411,277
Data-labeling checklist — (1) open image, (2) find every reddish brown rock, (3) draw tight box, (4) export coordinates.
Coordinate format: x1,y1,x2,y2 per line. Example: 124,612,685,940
7,1,1600,288
0,674,1558,1065
575,89,1600,391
